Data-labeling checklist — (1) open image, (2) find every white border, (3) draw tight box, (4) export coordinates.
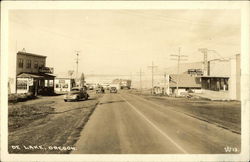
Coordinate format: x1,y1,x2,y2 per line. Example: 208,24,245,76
1,1,249,162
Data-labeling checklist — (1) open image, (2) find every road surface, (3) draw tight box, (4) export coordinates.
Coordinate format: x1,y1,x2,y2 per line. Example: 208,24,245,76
72,92,240,154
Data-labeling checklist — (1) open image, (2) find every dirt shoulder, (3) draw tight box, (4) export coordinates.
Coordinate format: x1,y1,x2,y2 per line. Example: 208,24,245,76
8,91,101,154
130,91,241,134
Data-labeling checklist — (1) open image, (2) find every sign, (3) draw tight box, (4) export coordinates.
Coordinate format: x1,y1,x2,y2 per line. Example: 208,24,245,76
17,78,28,90
39,67,54,73
188,69,203,75
28,78,33,86
59,79,65,83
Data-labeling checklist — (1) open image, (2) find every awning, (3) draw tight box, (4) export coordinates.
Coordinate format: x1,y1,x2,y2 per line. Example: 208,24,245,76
17,73,55,79
17,73,43,78
201,76,229,78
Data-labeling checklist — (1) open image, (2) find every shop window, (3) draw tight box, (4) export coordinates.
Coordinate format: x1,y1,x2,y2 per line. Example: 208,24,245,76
17,79,28,90
49,80,54,87
45,80,48,87
63,84,68,88
18,59,24,68
34,61,38,69
26,59,31,68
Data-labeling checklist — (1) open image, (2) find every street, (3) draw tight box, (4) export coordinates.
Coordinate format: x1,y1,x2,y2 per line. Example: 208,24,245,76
72,91,240,154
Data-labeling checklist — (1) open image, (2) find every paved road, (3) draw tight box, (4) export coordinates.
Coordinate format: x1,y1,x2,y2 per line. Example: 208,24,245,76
72,92,240,154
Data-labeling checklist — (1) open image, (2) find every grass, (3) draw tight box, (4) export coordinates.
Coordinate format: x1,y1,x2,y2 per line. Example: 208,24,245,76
145,96,241,133
8,104,55,132
8,94,99,154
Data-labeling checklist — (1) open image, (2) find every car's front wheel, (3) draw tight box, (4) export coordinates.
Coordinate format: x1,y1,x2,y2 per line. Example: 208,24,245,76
64,99,68,102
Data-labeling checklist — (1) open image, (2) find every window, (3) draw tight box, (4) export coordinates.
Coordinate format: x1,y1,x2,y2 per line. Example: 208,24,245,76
45,80,48,87
34,61,38,69
18,59,24,68
17,79,28,90
49,80,54,87
40,62,45,68
26,59,31,68
62,84,68,88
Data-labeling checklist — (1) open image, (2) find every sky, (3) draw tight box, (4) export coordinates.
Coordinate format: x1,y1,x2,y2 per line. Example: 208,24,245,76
9,10,240,77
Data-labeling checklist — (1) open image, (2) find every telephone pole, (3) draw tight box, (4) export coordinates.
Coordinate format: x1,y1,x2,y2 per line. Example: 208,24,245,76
198,48,219,76
75,50,80,80
137,69,144,93
198,48,208,76
148,62,158,94
170,47,188,96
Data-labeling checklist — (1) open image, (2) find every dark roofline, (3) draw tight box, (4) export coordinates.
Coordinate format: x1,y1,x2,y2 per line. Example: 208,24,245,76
17,51,47,58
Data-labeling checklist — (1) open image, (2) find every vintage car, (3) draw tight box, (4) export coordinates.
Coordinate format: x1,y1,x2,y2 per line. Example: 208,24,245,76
110,87,117,93
96,86,105,94
64,87,89,102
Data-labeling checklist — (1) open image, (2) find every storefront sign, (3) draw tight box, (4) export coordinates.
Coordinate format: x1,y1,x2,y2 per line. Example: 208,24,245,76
17,78,28,90
39,67,54,73
59,79,65,83
28,78,33,86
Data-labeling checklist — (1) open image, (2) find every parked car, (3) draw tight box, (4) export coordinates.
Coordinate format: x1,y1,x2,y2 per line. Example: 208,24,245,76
96,86,105,94
88,85,94,90
110,87,117,93
64,87,89,102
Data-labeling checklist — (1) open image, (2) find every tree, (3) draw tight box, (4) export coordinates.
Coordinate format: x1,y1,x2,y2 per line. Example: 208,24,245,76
80,73,85,87
68,70,74,79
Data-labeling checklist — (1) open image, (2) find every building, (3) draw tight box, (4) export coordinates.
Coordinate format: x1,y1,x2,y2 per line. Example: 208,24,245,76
10,51,55,95
229,54,240,100
169,74,202,95
112,79,132,89
54,78,76,93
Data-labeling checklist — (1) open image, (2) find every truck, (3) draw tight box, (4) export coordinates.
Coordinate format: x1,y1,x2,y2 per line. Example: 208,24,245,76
120,79,131,89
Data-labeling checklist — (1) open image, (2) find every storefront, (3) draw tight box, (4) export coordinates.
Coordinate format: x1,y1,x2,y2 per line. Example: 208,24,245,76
17,72,55,95
54,78,76,93
201,76,229,91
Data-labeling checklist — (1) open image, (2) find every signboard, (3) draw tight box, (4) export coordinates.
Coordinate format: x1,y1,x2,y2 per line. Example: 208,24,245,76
39,67,54,73
188,69,203,75
59,79,65,83
28,78,33,86
17,78,28,90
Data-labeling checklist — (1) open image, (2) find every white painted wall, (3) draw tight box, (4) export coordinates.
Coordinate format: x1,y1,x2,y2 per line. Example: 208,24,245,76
229,57,237,100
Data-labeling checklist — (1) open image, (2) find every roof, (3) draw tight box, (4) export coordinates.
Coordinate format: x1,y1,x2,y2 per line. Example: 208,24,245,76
17,72,55,79
17,73,43,78
17,51,47,58
201,76,229,78
169,74,201,88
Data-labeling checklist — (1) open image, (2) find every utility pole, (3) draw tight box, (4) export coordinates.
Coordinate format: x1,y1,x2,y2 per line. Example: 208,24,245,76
137,69,144,94
75,50,80,80
148,62,158,94
170,47,188,96
198,48,208,76
164,72,167,95
198,48,219,76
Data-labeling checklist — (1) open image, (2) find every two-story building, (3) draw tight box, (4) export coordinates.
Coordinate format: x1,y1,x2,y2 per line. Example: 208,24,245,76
14,51,55,95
